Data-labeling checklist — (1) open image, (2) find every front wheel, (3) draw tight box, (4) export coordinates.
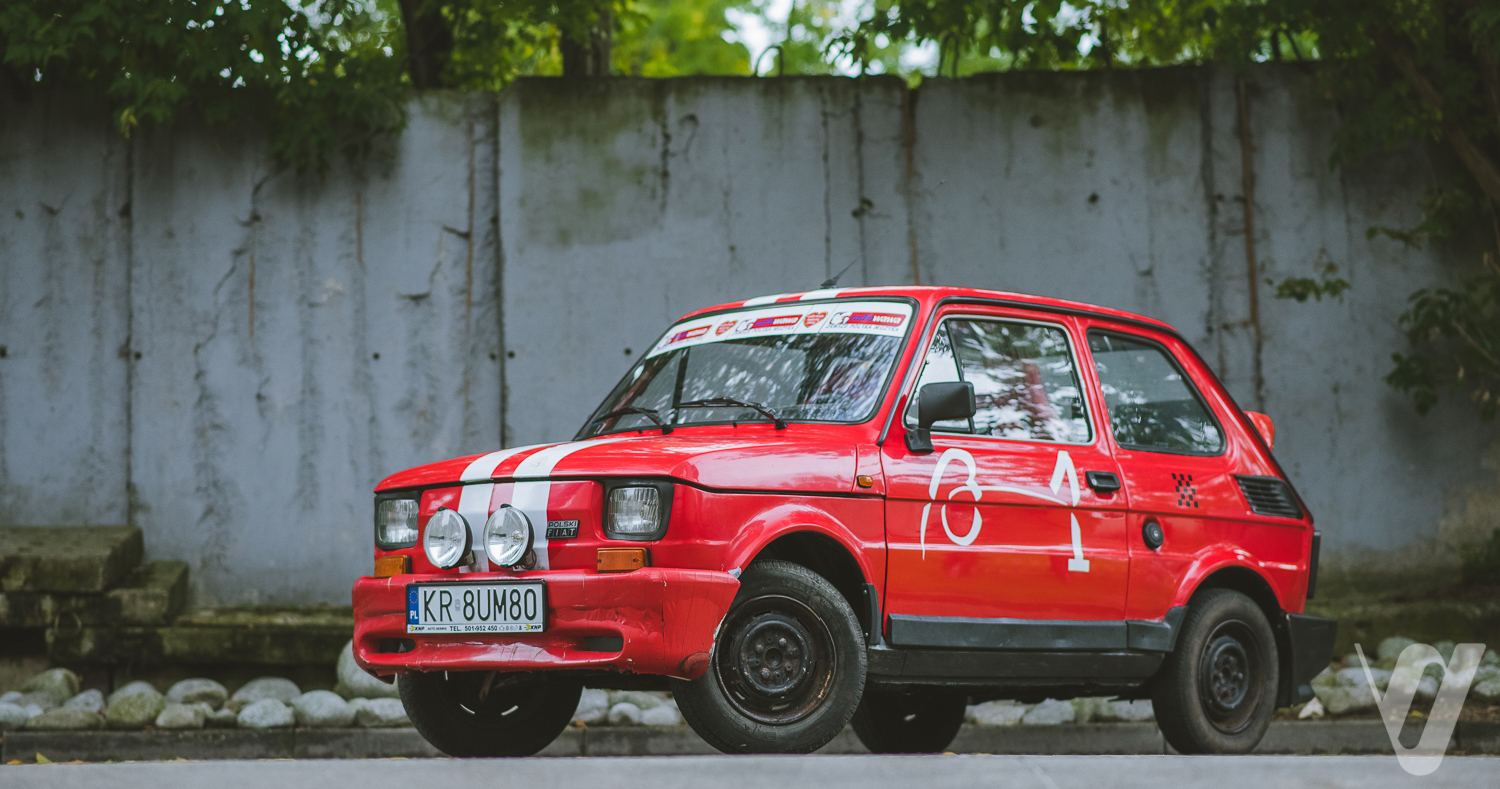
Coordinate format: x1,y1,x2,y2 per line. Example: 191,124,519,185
399,670,580,757
851,688,966,753
1151,589,1279,754
671,560,866,754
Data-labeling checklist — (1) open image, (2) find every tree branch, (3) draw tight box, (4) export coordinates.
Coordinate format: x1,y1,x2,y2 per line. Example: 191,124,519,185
1373,30,1500,211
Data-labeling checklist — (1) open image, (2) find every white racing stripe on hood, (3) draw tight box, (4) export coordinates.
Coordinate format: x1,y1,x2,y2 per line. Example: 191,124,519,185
741,293,787,306
511,437,637,570
799,288,843,300
455,443,549,573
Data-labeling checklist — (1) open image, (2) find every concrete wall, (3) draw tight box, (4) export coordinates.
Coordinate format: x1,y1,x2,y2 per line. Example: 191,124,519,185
2,67,1495,605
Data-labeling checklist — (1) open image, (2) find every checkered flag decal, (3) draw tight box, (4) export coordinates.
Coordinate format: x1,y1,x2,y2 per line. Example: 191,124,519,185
1172,473,1199,509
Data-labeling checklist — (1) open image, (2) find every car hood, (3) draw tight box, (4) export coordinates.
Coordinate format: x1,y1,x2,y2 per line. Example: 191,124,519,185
376,429,862,494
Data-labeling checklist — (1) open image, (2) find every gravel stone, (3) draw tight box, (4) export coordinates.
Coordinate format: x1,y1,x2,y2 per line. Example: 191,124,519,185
155,703,206,729
0,691,21,706
167,678,229,709
1377,637,1417,662
351,697,410,728
608,702,644,725
573,688,610,725
203,705,240,728
292,690,355,728
1312,666,1388,715
967,701,1028,726
1096,699,1154,722
107,681,159,708
1021,698,1075,725
11,692,59,712
0,702,30,730
640,701,681,726
334,641,400,700
64,689,105,713
237,699,295,729
24,706,104,730
607,690,665,711
23,703,44,720
105,685,166,729
228,677,302,713
20,668,80,706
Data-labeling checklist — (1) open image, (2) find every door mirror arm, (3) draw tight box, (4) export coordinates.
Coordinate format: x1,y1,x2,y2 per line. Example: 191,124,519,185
904,382,976,454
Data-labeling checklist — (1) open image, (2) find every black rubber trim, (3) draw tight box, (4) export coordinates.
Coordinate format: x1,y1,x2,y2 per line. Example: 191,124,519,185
888,609,1188,654
866,646,1163,680
1280,613,1338,707
1125,606,1187,652
888,614,1127,651
1307,531,1321,601
862,582,884,647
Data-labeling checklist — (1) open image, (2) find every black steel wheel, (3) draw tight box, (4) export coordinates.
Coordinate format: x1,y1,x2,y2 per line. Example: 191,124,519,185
851,688,966,753
399,670,581,757
672,560,866,753
1151,589,1278,754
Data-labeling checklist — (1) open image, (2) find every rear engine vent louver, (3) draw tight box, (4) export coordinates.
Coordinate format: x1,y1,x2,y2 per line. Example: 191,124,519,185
1235,475,1302,519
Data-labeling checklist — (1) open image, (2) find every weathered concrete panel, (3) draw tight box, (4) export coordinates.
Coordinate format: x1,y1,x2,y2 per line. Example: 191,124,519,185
0,95,131,527
498,78,910,445
127,94,501,605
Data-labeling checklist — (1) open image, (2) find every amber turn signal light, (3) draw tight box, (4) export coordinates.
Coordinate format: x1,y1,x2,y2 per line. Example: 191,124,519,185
374,555,410,578
597,547,649,573
856,475,875,488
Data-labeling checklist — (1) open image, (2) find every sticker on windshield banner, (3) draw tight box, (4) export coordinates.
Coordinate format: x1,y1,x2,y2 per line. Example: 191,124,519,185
647,300,912,358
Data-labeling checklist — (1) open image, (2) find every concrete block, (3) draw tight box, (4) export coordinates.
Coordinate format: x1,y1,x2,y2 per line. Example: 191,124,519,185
46,606,353,666
1,728,296,762
108,561,190,625
1457,722,1500,754
949,723,1164,755
0,561,189,628
293,728,445,759
0,526,142,593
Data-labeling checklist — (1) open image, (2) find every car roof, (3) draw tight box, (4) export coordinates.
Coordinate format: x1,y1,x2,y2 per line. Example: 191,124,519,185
676,286,1178,334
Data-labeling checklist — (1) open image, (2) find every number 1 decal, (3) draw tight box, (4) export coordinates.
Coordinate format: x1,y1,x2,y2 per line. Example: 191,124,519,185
921,448,1090,572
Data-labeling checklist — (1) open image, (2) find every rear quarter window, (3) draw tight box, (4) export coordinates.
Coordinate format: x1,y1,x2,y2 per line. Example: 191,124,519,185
1087,330,1224,455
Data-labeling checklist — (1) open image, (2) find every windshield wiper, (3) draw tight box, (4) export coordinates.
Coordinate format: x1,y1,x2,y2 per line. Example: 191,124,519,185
591,405,673,434
676,397,788,430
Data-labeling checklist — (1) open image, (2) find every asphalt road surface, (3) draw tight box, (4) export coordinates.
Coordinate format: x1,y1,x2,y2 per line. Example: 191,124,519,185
4,754,1497,788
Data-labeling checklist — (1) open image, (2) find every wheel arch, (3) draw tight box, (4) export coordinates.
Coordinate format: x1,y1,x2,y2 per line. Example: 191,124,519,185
1185,563,1300,707
749,530,874,640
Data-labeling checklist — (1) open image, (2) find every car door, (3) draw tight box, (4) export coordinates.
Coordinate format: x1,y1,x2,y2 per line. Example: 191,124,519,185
1078,322,1244,623
881,306,1130,646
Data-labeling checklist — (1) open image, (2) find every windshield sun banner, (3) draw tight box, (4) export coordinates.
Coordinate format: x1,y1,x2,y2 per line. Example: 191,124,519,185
648,300,914,359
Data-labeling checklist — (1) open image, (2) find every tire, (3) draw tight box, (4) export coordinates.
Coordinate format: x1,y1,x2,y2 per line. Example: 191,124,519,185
671,560,867,754
398,670,581,757
1151,589,1279,754
851,688,966,753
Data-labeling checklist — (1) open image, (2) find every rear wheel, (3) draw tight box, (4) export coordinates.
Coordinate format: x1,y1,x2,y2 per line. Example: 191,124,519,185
671,560,866,753
1151,589,1278,754
399,670,580,757
851,688,966,753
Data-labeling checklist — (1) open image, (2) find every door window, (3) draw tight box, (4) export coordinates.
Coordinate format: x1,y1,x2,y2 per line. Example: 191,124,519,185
1087,331,1224,455
907,318,1092,444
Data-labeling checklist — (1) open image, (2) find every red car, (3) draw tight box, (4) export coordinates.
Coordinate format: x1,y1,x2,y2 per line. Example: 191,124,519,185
353,286,1335,756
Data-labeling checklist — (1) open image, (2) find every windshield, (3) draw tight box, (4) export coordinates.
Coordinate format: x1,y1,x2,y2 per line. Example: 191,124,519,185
578,300,914,438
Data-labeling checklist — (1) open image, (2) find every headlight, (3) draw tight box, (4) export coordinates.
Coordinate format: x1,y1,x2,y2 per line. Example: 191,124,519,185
607,486,662,537
375,497,418,549
424,508,471,569
483,505,533,567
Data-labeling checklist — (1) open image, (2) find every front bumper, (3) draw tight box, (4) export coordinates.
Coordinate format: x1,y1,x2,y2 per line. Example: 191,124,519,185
352,568,740,681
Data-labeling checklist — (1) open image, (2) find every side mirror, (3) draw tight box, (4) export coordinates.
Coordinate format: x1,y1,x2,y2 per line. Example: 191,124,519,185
905,382,976,454
1246,411,1276,451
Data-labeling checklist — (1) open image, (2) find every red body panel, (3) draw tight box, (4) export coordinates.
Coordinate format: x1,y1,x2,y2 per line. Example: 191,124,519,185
355,286,1314,681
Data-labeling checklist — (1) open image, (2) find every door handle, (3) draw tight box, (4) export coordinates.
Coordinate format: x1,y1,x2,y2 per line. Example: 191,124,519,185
1085,471,1122,494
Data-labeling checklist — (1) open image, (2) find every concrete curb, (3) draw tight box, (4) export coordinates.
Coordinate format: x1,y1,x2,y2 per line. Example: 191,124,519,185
4,721,1497,762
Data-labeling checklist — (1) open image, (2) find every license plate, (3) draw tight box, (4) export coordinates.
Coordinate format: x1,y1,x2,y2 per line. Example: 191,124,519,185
406,581,546,634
